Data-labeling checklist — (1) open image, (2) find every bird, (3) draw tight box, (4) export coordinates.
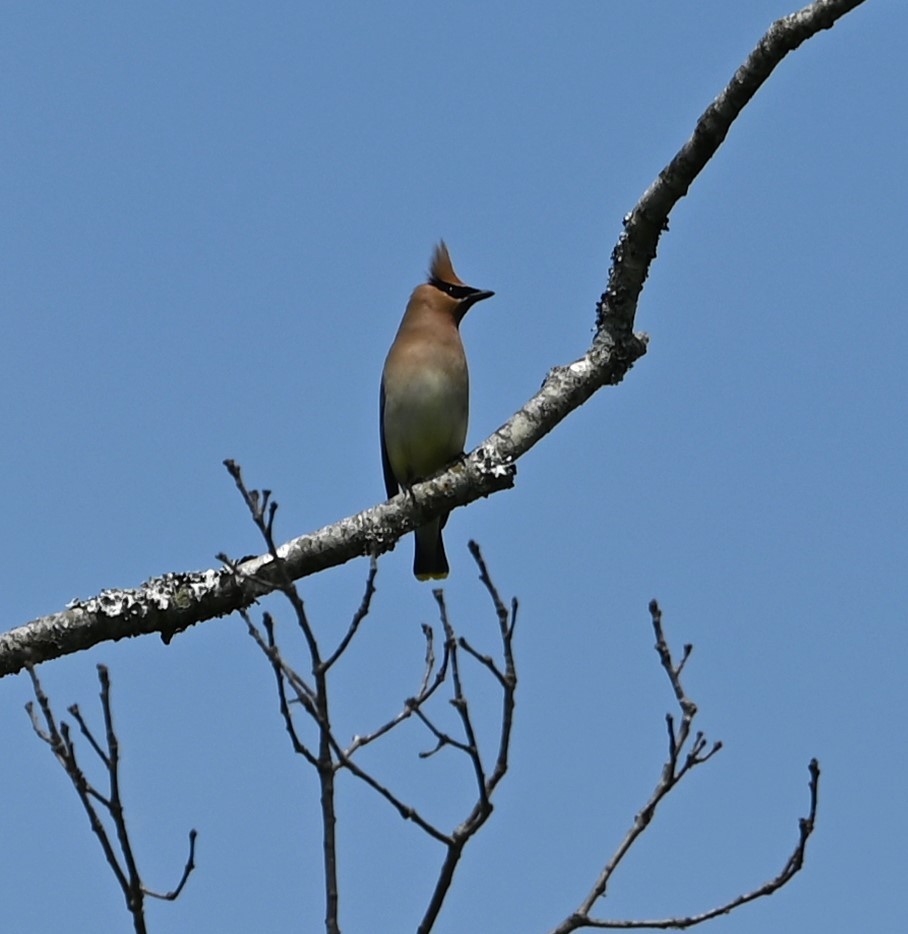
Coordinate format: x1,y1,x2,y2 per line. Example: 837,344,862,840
380,242,494,580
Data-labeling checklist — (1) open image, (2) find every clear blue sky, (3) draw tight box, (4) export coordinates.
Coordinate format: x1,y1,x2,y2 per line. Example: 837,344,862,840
2,2,905,932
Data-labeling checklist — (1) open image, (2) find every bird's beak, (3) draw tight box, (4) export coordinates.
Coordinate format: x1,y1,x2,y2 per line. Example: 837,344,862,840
461,289,495,312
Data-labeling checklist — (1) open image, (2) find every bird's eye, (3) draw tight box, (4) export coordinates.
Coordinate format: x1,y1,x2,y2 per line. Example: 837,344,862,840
430,277,478,301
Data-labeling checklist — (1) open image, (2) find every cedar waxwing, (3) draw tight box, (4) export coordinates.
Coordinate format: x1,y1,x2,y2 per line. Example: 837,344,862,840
380,242,494,580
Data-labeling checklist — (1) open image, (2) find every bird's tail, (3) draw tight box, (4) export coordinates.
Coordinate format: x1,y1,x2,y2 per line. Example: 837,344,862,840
414,517,449,580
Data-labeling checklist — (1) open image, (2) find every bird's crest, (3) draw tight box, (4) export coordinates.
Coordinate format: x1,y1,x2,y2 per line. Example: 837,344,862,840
429,241,465,287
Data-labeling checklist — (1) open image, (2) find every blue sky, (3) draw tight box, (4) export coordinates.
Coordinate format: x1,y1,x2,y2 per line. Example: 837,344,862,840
2,2,905,932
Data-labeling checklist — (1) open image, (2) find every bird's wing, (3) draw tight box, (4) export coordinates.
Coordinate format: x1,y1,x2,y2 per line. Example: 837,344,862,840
379,380,399,499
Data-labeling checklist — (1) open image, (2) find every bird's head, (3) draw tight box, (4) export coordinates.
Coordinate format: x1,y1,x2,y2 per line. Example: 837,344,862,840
426,241,494,322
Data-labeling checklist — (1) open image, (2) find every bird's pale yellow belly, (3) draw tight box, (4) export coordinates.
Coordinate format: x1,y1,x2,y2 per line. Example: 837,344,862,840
382,367,468,483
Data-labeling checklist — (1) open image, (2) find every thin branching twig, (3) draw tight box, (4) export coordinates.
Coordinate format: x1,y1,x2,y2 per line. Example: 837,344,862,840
26,665,197,934
549,601,819,932
416,543,519,934
224,464,519,934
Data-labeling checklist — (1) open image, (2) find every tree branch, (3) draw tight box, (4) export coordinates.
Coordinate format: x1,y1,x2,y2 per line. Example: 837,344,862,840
549,603,819,933
0,0,866,677
26,665,197,933
416,546,519,933
239,506,519,930
553,760,820,930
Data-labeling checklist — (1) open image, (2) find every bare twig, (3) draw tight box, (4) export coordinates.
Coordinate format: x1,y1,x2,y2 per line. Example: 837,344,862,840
553,762,821,930
436,592,489,804
344,622,449,757
26,665,197,934
413,702,475,758
143,830,199,901
549,602,819,933
323,556,379,670
225,463,341,934
228,465,519,933
416,544,519,934
326,734,453,844
230,468,520,934
243,610,320,767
